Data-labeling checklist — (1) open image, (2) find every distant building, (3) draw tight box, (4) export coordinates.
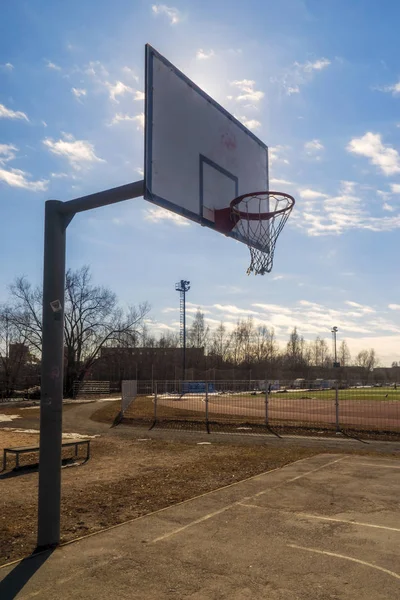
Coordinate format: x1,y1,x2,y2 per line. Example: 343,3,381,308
8,343,30,365
89,346,206,381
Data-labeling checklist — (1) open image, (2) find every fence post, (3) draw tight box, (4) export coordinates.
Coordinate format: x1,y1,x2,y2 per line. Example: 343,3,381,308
205,382,210,434
335,379,340,434
154,382,158,425
265,379,269,428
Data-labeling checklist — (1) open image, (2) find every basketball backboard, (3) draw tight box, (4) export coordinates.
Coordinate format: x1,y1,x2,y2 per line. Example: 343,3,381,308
144,44,269,246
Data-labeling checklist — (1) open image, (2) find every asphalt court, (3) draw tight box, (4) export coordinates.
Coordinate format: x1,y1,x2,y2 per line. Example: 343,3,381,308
1,454,399,599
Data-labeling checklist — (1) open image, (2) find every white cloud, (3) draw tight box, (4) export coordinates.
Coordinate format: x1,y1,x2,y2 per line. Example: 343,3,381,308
134,90,145,101
345,301,375,313
50,172,69,178
72,87,86,99
340,180,356,194
347,132,400,176
0,103,29,121
109,112,144,130
295,180,400,237
270,178,294,187
85,61,109,79
0,62,14,71
383,202,395,212
0,166,48,191
135,167,144,177
213,304,258,315
296,58,331,72
0,143,48,191
122,66,139,81
390,183,400,193
304,139,324,156
299,189,328,200
45,60,61,71
0,143,18,163
107,80,134,102
144,206,190,226
43,132,104,170
230,79,264,103
377,81,400,96
269,146,290,166
274,57,331,96
388,304,400,310
196,49,215,60
236,116,261,130
152,4,182,25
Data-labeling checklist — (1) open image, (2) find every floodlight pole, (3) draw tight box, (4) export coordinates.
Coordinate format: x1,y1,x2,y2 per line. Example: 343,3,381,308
332,326,338,364
37,180,144,550
331,326,340,433
175,280,190,380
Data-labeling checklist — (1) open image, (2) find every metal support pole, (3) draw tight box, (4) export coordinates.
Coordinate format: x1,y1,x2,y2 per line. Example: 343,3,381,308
183,290,186,380
205,383,210,434
36,180,144,550
154,383,158,423
37,200,67,549
335,380,340,434
265,381,269,428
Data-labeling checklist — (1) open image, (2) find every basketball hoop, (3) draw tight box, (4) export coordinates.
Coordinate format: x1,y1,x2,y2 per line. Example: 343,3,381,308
215,191,295,275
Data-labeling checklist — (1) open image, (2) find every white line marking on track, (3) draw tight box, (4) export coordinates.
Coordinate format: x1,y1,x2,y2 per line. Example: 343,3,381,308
288,544,400,580
151,456,345,543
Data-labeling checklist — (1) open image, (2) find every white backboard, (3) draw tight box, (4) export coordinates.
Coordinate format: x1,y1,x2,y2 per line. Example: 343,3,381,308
144,45,269,246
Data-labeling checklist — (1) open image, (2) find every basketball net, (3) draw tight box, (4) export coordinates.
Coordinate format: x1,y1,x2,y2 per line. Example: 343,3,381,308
231,192,295,275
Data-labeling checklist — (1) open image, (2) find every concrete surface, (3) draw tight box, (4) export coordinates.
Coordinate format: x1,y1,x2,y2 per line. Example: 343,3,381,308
1,454,399,599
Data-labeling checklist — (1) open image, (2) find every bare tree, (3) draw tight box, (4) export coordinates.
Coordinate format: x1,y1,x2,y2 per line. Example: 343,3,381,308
228,318,256,365
187,309,210,350
355,348,379,382
209,322,230,365
8,278,43,354
157,331,180,348
338,340,351,367
253,326,278,363
6,266,150,396
286,327,305,364
0,306,32,396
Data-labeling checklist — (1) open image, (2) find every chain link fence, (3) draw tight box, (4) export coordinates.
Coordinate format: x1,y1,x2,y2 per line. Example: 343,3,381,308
121,379,400,439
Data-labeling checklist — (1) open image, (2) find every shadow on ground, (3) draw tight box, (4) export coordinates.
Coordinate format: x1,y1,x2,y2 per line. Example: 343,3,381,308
0,549,54,599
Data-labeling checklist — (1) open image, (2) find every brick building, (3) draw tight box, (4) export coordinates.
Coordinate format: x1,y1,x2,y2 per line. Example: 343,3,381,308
88,346,205,382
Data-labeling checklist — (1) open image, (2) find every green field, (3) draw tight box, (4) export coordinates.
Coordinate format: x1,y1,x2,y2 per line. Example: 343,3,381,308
229,387,400,402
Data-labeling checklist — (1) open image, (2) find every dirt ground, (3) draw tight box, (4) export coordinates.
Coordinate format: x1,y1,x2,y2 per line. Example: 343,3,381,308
0,400,399,567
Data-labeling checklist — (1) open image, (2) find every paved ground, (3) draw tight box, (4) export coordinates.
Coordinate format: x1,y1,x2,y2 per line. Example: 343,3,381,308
0,454,399,599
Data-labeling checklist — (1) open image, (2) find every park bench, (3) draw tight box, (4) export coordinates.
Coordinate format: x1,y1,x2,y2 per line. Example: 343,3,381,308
2,439,91,471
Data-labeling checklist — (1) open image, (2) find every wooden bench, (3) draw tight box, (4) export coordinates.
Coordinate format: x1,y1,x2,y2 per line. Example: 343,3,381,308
2,439,91,471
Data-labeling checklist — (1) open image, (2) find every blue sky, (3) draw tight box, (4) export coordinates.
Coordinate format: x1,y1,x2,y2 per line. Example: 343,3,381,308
1,0,400,365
